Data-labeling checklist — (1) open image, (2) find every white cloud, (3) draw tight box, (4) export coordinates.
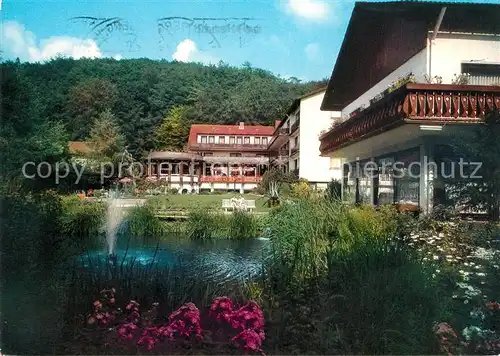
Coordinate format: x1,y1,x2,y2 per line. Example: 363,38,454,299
172,39,218,64
304,42,320,61
114,54,123,60
0,21,121,62
286,0,329,21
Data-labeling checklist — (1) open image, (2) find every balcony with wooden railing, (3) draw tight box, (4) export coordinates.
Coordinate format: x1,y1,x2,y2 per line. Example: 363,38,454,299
189,143,268,152
319,84,500,155
199,176,262,183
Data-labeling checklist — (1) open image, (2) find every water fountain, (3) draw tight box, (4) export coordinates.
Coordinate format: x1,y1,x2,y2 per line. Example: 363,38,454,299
106,188,122,261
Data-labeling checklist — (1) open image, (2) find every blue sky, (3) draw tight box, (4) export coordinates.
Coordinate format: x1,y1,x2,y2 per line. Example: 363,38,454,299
1,0,499,81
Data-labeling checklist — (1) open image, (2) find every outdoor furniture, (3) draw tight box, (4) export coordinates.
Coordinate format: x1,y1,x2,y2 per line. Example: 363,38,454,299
222,198,256,212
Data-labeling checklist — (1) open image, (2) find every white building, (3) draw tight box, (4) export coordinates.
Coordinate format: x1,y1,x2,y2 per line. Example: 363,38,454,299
319,1,500,213
269,87,343,189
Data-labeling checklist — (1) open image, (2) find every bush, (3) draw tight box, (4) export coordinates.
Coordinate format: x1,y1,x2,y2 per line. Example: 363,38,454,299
59,195,105,254
228,211,261,240
323,240,442,354
265,198,342,282
290,179,312,199
185,208,225,240
124,205,165,240
325,179,341,201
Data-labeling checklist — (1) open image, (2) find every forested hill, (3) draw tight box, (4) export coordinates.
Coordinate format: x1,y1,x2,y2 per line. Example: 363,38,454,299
1,58,325,159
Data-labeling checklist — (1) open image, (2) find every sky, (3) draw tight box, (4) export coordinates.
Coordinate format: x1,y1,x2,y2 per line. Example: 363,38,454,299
1,0,499,82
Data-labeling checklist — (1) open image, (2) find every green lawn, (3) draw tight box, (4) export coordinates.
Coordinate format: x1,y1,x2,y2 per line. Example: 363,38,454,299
148,193,271,212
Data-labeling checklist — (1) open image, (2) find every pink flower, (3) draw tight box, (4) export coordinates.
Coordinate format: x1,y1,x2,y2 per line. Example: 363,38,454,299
209,297,234,324
230,301,265,334
164,303,202,341
93,300,102,310
118,322,138,341
232,329,264,352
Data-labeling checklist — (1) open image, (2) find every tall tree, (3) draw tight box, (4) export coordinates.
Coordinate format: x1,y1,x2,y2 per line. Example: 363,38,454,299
154,106,191,151
86,109,125,163
67,78,118,139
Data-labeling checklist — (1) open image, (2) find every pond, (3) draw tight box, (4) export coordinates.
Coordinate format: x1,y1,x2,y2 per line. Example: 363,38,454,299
77,236,271,282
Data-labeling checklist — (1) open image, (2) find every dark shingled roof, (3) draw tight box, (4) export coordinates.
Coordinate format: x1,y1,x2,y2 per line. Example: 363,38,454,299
321,1,500,111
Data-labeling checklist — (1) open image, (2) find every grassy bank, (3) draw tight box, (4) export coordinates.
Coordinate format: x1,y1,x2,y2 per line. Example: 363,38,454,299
147,193,271,213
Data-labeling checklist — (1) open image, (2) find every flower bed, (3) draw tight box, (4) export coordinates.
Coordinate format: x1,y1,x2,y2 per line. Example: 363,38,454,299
79,289,265,354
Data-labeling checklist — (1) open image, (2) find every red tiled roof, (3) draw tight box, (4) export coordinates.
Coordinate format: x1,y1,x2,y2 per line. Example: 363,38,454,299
187,123,274,146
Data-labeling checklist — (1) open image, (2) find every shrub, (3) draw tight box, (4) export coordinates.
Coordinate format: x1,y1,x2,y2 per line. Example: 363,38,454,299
265,198,341,282
228,211,261,240
1,189,64,272
185,208,225,240
59,195,105,253
290,179,312,199
322,240,442,354
325,179,341,201
124,205,164,239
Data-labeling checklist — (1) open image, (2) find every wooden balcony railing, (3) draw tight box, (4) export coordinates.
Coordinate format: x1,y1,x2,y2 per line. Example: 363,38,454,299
291,146,299,156
319,84,500,155
199,176,262,183
291,120,300,133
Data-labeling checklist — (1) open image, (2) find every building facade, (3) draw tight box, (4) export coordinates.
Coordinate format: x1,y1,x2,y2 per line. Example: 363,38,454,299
147,122,274,193
269,87,343,189
319,1,500,213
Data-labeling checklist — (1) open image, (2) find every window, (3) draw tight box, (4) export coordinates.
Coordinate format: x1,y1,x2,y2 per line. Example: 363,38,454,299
208,136,215,143
461,63,500,85
229,136,235,144
219,136,225,144
244,136,250,144
262,137,268,145
203,152,213,157
237,137,242,144
230,153,241,157
255,137,260,145
201,136,207,143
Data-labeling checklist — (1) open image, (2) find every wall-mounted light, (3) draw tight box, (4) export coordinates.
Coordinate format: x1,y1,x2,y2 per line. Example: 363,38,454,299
419,125,443,131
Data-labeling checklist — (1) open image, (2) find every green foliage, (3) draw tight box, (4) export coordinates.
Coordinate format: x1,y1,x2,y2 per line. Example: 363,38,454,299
2,58,318,159
259,168,298,206
324,240,441,354
124,205,165,239
265,198,341,281
228,210,261,240
290,179,312,199
446,110,500,220
185,208,225,240
86,109,125,162
0,61,69,184
325,179,342,201
59,196,105,253
154,105,191,151
263,202,442,354
388,73,417,93
66,78,118,139
0,190,64,272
